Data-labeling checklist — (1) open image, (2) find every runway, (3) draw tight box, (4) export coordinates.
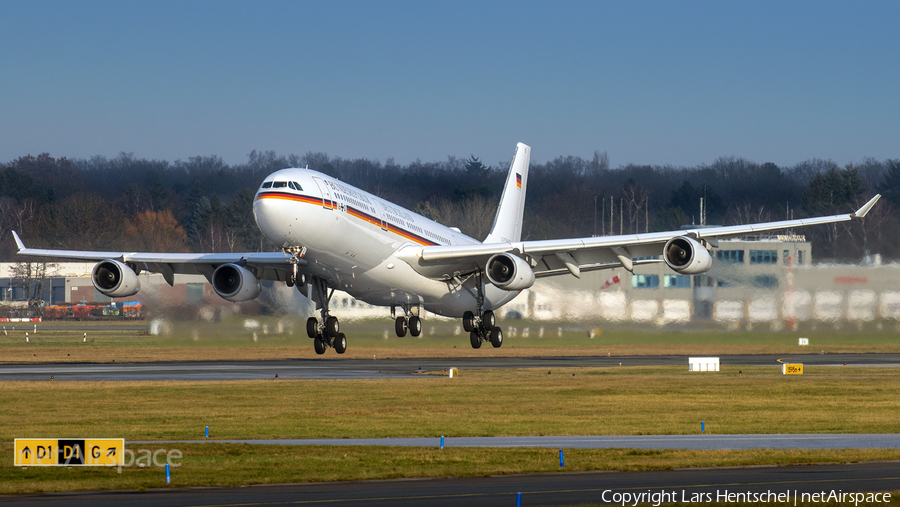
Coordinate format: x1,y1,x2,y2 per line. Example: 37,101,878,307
5,461,898,506
2,353,898,381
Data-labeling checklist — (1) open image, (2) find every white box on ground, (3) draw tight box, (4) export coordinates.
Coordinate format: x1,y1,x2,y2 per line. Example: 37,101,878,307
688,357,720,372
799,337,809,346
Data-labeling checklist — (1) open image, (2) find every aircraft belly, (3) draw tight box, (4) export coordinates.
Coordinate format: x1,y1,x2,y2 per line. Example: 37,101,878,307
344,257,521,319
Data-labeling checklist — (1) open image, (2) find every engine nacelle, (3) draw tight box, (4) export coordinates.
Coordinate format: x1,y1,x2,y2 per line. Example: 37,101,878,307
663,236,713,275
485,253,535,291
212,263,261,302
92,259,141,298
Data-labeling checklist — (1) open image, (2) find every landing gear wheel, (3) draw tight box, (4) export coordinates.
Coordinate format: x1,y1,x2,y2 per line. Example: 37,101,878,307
409,315,422,337
470,330,482,349
314,335,327,355
286,277,294,287
482,310,495,330
325,316,340,337
395,316,408,337
489,326,503,348
334,333,347,354
306,317,318,338
462,311,475,332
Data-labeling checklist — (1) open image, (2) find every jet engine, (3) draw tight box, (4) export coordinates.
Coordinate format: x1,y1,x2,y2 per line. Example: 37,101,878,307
92,259,141,298
212,263,261,302
485,253,535,290
663,236,713,274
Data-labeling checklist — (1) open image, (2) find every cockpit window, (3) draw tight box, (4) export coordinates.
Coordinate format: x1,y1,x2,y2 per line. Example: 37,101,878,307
289,181,303,191
261,182,273,188
273,181,287,188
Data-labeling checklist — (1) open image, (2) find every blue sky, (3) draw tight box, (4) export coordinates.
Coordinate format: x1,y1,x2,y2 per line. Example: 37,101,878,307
1,1,897,168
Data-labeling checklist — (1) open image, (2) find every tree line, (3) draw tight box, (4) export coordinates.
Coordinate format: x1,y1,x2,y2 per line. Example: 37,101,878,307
1,149,898,263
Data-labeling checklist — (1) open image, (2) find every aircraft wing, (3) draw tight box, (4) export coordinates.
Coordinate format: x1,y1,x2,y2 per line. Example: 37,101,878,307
11,231,301,285
397,194,881,280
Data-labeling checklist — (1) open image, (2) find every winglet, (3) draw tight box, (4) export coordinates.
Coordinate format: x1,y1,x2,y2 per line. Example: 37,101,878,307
852,194,881,218
12,231,25,252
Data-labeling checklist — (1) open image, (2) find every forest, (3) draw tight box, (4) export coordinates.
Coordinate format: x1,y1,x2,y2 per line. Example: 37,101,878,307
1,149,898,263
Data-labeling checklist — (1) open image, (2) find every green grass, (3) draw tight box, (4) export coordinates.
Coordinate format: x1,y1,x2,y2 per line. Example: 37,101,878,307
2,366,899,440
1,317,899,362
0,443,897,495
3,365,900,495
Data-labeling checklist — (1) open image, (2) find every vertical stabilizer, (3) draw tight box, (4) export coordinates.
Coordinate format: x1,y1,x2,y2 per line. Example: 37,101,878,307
484,143,530,244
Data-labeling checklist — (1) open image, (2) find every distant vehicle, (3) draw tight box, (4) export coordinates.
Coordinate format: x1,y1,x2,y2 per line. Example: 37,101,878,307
13,143,881,355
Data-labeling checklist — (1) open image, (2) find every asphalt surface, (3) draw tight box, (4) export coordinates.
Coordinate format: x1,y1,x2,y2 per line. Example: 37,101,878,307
4,461,898,506
2,353,898,381
135,434,900,450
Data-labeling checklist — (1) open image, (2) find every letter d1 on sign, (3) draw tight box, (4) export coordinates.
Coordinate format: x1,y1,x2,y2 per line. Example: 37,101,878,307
782,364,803,375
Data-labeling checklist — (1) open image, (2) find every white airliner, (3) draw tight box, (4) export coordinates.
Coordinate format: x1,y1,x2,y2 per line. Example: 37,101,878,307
13,143,881,354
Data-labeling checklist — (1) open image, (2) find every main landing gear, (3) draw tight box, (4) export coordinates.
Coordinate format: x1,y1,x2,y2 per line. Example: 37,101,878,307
304,276,347,355
464,310,503,349
461,271,502,349
393,306,422,337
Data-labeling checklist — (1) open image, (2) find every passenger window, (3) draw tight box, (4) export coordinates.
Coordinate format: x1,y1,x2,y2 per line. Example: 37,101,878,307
291,181,303,191
273,181,287,188
262,182,273,188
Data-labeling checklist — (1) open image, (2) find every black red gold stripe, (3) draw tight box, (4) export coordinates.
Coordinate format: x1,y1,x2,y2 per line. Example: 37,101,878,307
255,191,329,207
256,191,438,246
516,173,522,188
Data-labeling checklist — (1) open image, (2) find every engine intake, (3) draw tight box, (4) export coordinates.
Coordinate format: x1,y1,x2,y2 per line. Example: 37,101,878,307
663,236,713,275
212,264,261,302
92,260,141,298
486,253,535,291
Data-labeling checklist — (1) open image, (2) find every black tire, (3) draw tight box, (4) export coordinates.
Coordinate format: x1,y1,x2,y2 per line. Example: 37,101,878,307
306,317,318,338
462,311,474,332
470,330,482,349
490,326,503,348
286,277,294,287
314,335,327,355
482,310,495,329
395,316,407,337
326,316,340,337
334,333,347,354
409,315,422,337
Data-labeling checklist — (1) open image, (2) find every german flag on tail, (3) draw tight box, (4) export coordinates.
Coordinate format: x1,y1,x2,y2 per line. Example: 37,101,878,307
516,173,522,189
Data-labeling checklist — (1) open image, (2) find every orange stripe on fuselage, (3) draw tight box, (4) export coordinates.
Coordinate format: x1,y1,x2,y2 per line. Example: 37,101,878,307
256,191,438,246
255,192,323,206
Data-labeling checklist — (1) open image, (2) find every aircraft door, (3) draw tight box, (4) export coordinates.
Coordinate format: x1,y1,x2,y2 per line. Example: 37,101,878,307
372,201,389,231
312,177,336,210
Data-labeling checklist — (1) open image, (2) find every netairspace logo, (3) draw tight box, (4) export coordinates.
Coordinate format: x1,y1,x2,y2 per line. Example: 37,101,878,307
116,448,182,474
600,489,892,506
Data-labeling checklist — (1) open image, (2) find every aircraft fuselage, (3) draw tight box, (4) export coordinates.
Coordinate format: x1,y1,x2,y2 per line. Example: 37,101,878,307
252,169,519,317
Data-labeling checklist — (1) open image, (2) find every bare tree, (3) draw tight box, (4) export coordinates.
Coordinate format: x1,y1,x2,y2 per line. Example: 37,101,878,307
730,201,770,225
621,182,649,234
